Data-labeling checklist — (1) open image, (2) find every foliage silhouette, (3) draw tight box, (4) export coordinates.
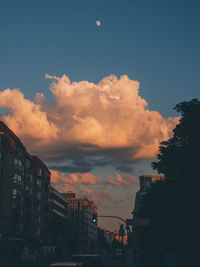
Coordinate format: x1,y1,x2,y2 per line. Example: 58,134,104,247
140,99,200,252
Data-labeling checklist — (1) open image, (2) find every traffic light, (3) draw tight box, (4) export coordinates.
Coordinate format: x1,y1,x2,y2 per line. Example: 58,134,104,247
92,214,97,223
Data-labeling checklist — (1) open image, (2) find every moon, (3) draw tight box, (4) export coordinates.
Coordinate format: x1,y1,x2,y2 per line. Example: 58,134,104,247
96,20,101,27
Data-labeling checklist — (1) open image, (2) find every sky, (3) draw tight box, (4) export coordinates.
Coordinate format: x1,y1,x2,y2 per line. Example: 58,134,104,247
0,0,200,230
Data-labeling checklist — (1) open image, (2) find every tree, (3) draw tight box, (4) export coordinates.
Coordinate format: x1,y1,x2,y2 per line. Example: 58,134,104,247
152,98,200,184
141,99,200,250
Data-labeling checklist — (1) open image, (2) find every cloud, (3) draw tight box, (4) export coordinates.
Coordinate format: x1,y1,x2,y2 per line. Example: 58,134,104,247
80,188,114,206
49,158,112,173
0,88,58,145
0,74,179,172
106,172,139,187
51,170,100,186
50,169,114,206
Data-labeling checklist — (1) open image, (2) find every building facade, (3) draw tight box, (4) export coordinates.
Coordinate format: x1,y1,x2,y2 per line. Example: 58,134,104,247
62,192,98,253
0,121,50,246
133,175,164,221
48,185,68,247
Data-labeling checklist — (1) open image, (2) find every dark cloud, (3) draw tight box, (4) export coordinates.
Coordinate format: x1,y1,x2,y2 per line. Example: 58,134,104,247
49,160,92,173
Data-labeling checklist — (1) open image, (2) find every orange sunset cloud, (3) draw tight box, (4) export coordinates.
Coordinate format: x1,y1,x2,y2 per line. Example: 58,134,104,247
50,170,114,206
107,172,139,186
51,170,100,185
0,74,179,172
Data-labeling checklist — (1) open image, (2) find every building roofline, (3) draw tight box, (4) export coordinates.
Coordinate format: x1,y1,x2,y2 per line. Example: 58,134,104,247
139,175,165,179
30,155,51,175
49,185,68,203
0,121,25,149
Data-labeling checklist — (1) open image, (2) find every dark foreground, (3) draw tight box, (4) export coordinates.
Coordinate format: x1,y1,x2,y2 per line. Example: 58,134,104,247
0,250,133,267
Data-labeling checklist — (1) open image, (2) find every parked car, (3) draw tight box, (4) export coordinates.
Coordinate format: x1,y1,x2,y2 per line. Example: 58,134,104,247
71,254,104,267
50,262,87,267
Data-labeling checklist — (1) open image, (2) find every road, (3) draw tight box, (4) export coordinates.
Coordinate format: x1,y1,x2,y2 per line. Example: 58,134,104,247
102,249,133,267
0,249,133,267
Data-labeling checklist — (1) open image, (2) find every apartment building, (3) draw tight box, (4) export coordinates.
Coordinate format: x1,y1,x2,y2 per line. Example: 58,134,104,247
62,192,98,253
0,121,50,245
48,185,68,246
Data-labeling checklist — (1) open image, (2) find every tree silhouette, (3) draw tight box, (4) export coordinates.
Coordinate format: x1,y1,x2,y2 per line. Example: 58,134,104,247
140,99,200,252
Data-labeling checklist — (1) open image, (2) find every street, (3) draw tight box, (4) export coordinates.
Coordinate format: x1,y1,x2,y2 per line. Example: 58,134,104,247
0,250,133,267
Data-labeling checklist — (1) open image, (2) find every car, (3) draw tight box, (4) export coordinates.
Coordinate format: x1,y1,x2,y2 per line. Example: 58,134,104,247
49,262,87,267
71,254,104,267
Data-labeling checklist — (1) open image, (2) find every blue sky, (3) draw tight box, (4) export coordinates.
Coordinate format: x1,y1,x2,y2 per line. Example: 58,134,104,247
1,0,200,116
0,0,200,230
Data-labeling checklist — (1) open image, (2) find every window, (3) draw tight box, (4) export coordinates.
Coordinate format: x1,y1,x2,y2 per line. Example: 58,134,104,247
13,189,17,198
36,179,41,186
13,174,21,184
29,188,32,195
36,192,41,200
35,227,40,236
26,174,33,182
13,174,17,183
18,175,21,183
14,158,22,170
36,215,40,222
26,159,30,168
37,168,42,176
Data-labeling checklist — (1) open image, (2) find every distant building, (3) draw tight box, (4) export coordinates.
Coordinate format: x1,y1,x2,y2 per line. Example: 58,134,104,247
0,121,50,245
133,175,164,220
62,192,98,252
104,230,114,248
48,185,68,246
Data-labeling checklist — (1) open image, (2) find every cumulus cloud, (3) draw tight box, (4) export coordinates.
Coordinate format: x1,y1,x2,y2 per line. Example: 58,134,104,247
50,170,114,206
0,89,58,145
80,188,114,206
51,170,100,186
106,172,139,187
0,74,179,172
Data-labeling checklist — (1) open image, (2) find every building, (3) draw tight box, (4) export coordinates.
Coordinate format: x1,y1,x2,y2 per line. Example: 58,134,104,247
132,175,164,221
62,192,98,253
131,175,165,266
48,185,68,247
0,121,50,249
104,230,114,248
